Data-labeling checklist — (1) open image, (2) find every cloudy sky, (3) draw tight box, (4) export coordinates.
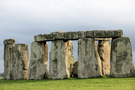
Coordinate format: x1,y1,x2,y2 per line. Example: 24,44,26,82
0,0,135,73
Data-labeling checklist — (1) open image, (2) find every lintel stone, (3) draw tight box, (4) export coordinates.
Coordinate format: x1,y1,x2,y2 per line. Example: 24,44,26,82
34,30,123,42
86,30,123,38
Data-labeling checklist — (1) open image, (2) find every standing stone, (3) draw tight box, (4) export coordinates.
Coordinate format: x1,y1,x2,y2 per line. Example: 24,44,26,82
3,39,15,80
50,40,75,79
111,37,134,77
13,44,29,80
78,38,102,78
28,42,48,80
49,40,66,79
94,41,103,76
65,40,75,77
98,40,111,76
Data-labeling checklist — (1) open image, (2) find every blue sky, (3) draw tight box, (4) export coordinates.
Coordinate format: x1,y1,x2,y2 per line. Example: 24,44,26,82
0,0,135,73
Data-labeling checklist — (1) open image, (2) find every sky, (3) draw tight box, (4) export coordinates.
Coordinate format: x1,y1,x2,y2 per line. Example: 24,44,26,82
0,0,135,73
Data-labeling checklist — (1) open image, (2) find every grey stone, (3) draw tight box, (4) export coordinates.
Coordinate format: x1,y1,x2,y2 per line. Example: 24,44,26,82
86,30,123,38
98,40,111,76
3,39,15,80
13,44,29,80
49,40,74,79
51,31,65,40
34,30,123,42
78,38,102,78
34,34,53,41
65,31,78,40
72,61,78,78
110,37,134,77
28,42,48,80
4,39,15,45
78,31,86,38
49,40,67,79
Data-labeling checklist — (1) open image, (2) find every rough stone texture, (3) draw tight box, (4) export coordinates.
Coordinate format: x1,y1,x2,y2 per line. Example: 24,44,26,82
3,39,15,80
49,40,67,79
110,37,134,77
34,30,123,41
65,32,79,40
28,42,48,80
72,61,78,78
94,38,111,41
51,31,65,40
13,44,29,80
65,40,75,77
98,40,111,76
86,30,123,38
34,34,53,41
130,67,135,76
94,41,103,76
78,38,102,78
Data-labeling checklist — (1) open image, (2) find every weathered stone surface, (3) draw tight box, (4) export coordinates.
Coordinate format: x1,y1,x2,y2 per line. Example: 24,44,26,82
86,30,123,38
94,38,111,41
65,32,78,40
51,31,65,40
130,67,135,76
78,31,86,38
34,30,123,41
4,39,15,45
110,37,134,77
3,39,15,80
34,34,53,41
94,41,103,76
72,61,78,78
49,40,68,79
78,38,102,78
13,44,29,80
65,40,75,77
28,42,48,80
98,40,111,76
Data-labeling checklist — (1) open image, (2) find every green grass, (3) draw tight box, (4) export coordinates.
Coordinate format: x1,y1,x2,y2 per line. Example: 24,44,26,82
0,77,135,90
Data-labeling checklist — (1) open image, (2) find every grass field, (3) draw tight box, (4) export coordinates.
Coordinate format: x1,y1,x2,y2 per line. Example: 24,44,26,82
0,77,135,90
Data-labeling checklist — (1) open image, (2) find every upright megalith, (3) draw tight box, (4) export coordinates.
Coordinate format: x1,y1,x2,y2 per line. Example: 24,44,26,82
49,40,75,79
13,44,29,80
98,40,111,76
49,40,67,79
65,40,75,77
78,38,102,78
3,39,15,80
111,37,134,77
28,42,48,80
